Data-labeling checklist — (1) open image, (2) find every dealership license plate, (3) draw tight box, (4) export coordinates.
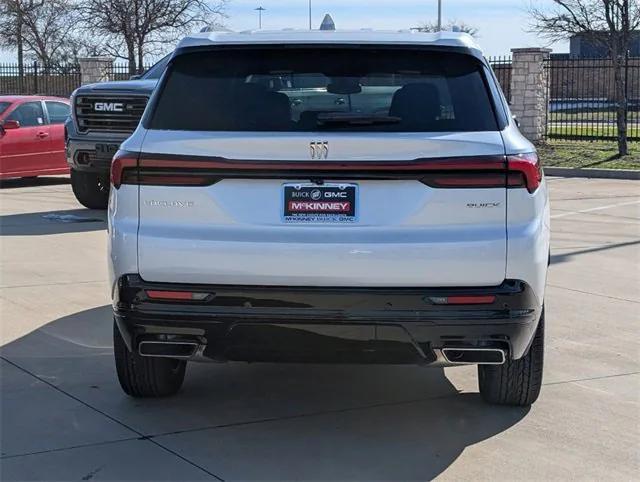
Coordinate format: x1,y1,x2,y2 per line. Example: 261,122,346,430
94,143,120,160
283,183,358,223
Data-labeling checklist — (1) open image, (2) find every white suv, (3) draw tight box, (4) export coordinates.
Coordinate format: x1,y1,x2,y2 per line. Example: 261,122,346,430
108,30,550,406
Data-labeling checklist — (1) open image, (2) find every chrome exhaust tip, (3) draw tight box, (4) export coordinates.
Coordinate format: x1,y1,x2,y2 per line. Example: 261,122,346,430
441,347,506,365
138,341,199,359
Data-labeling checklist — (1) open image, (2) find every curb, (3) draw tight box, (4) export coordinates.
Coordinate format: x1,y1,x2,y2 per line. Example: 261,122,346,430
544,167,640,180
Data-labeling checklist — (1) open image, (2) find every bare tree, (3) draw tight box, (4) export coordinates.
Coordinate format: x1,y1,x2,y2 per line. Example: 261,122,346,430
530,0,640,157
415,20,478,37
20,0,79,71
80,0,227,75
0,0,79,72
0,0,30,84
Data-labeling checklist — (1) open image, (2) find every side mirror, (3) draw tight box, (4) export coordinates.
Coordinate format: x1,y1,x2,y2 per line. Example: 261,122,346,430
2,120,20,130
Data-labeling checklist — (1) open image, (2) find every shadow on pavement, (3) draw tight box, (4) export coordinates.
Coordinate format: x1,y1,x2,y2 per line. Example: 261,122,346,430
0,176,70,189
551,238,640,265
1,306,529,479
0,209,106,236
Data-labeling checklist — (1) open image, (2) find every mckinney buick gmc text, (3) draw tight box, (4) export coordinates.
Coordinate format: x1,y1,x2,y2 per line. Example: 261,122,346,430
108,30,550,406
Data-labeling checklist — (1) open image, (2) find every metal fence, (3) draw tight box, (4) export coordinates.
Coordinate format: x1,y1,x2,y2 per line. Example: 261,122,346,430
545,56,640,141
488,56,512,103
0,62,152,97
110,64,153,81
2,57,639,143
0,62,81,97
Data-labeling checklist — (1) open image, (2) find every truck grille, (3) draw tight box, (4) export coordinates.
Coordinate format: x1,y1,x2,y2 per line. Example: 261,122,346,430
74,95,148,134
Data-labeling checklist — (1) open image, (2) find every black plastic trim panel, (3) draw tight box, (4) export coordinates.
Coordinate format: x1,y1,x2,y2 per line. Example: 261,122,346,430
113,275,542,364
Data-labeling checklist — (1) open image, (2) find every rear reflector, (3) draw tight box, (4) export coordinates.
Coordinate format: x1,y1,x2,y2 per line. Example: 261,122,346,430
146,290,210,301
429,295,496,305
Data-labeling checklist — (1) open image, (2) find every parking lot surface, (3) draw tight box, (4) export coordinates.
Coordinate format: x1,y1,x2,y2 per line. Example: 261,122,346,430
1,175,638,481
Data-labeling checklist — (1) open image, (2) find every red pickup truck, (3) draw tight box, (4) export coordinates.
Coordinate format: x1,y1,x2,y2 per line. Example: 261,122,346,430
0,95,70,179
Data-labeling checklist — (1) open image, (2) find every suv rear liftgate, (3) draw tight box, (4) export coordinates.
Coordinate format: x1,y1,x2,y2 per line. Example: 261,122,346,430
109,37,548,405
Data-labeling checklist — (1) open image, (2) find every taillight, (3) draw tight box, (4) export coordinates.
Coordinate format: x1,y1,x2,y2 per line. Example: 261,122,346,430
507,152,542,193
112,153,541,190
111,150,138,189
125,156,220,187
420,172,507,189
418,158,507,189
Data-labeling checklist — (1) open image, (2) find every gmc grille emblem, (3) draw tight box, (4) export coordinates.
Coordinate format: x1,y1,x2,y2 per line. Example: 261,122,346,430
94,102,124,112
310,141,329,160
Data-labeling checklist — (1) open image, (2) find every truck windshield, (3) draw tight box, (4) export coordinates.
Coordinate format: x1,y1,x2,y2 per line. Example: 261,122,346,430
149,48,498,132
141,55,170,80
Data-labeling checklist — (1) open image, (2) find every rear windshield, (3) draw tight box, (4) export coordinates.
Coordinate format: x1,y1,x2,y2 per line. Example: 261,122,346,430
149,48,498,132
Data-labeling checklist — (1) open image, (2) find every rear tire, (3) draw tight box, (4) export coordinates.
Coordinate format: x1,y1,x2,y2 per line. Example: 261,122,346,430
478,309,545,406
113,321,187,398
71,169,109,209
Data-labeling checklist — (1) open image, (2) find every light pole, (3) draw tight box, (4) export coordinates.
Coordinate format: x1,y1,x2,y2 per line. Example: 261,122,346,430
437,0,442,31
309,0,312,30
255,6,266,29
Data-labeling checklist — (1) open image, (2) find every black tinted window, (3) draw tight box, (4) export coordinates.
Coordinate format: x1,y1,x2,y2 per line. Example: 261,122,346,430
0,102,10,115
142,55,170,80
150,48,498,133
7,101,44,127
45,101,70,124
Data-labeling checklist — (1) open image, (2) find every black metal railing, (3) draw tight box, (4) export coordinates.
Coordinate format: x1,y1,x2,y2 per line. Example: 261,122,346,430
545,56,639,141
0,62,81,97
488,56,512,103
110,64,153,81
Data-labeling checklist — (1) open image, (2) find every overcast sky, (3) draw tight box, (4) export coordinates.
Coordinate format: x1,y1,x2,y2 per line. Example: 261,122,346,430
0,0,568,62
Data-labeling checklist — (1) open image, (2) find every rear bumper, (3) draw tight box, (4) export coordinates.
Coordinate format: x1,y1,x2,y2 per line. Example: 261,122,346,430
113,275,542,365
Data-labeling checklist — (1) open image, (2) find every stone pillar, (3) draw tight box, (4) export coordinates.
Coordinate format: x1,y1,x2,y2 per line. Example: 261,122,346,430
78,57,114,85
510,48,552,142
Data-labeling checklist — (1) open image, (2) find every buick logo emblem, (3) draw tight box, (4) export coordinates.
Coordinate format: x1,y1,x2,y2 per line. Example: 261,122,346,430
310,141,329,160
311,189,322,200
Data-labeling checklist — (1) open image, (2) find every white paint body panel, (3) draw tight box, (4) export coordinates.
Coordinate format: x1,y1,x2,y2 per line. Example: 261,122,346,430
130,132,510,288
108,185,138,293
178,30,482,55
138,130,507,161
137,181,507,287
505,177,551,303
108,36,550,305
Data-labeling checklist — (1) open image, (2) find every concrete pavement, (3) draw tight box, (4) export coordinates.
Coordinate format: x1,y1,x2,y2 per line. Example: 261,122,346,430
1,176,638,480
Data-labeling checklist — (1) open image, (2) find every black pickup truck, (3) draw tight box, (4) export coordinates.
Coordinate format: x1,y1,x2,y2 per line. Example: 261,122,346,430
65,57,168,208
